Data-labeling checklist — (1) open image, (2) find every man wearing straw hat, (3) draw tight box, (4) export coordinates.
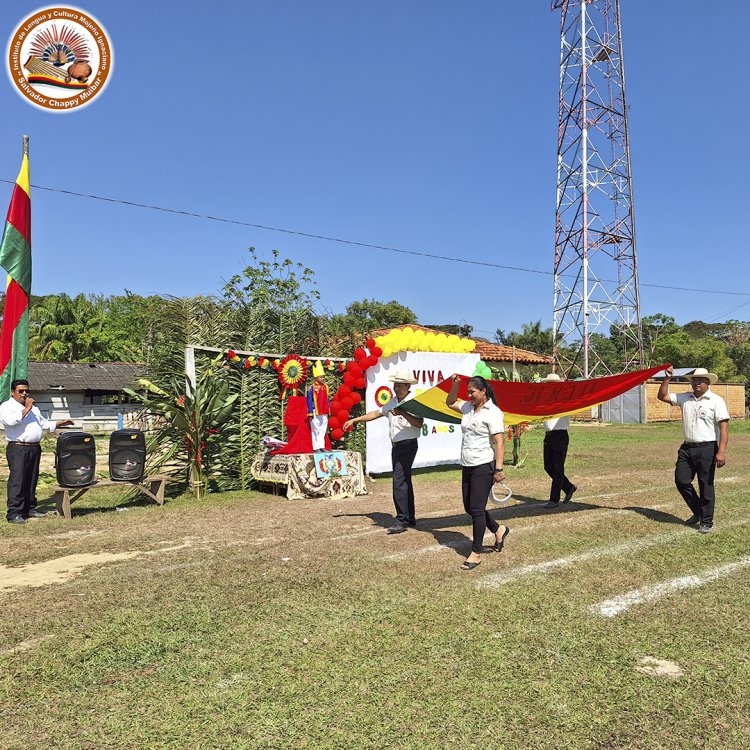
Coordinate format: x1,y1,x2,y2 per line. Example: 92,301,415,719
344,370,424,534
540,373,577,509
657,365,730,533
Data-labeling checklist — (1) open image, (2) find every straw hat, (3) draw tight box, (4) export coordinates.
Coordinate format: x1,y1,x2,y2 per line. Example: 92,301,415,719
387,370,417,385
541,373,563,382
685,367,718,385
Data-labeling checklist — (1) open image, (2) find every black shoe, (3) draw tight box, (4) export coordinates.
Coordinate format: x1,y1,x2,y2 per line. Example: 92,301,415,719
408,521,417,528
460,560,481,571
697,524,712,534
543,501,560,509
562,485,577,503
27,509,47,519
7,516,27,524
492,526,511,552
684,515,701,527
386,524,407,534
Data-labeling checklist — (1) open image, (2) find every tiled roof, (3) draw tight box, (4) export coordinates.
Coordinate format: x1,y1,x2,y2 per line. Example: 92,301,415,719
27,362,143,391
370,324,552,364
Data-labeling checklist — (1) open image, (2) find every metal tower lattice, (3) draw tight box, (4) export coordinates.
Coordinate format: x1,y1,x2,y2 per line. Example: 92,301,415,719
552,0,643,377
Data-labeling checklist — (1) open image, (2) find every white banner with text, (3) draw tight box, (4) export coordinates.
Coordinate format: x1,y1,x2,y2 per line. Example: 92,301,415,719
364,351,480,473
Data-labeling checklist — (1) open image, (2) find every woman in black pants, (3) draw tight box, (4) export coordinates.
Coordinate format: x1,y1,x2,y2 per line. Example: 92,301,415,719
447,374,509,571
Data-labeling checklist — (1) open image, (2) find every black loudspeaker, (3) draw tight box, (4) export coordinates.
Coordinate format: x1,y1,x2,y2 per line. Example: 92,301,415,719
109,429,146,482
56,432,96,487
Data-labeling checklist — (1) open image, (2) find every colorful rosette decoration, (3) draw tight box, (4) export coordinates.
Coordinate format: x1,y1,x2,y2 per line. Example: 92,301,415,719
375,385,393,407
278,354,308,398
226,349,241,363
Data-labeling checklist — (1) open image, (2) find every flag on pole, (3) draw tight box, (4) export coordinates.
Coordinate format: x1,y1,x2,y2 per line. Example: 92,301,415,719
399,365,665,426
0,138,31,398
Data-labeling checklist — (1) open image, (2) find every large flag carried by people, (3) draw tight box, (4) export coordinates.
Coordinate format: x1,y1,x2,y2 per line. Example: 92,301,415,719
0,138,31,398
399,365,665,425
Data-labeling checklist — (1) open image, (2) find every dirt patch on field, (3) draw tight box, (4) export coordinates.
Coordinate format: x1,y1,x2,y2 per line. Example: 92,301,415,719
0,552,139,593
635,656,684,679
0,633,55,656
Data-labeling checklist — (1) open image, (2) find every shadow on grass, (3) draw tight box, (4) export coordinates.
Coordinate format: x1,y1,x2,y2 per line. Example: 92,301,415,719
623,505,685,525
35,488,164,518
335,495,685,551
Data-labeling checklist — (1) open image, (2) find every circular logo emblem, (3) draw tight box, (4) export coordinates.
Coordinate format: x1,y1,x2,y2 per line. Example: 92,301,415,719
375,385,393,407
6,6,113,112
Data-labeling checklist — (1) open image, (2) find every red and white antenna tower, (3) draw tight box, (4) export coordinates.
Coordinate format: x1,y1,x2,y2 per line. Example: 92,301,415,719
552,0,644,377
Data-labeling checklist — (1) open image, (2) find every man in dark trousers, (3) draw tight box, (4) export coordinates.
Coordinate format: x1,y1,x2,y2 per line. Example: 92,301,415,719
344,370,424,534
1,379,73,523
657,366,730,533
540,373,577,509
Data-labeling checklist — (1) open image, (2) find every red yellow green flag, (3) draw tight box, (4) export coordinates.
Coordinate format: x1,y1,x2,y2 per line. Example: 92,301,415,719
399,365,666,425
0,144,31,398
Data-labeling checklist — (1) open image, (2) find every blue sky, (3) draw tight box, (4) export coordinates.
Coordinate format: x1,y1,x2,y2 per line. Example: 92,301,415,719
1,1,748,341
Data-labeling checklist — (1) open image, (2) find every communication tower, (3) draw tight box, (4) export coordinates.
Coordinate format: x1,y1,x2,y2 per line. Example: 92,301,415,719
552,0,643,377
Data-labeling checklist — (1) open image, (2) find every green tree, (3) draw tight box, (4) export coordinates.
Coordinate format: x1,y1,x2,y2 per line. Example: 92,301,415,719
423,322,474,337
495,320,557,355
640,314,680,366
653,330,738,381
29,293,118,361
333,298,417,337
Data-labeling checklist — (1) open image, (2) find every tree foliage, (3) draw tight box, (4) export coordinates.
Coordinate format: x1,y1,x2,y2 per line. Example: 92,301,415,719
331,298,417,337
495,320,558,356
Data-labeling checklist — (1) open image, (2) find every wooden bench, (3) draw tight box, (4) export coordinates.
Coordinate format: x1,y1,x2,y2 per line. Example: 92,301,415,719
49,475,171,520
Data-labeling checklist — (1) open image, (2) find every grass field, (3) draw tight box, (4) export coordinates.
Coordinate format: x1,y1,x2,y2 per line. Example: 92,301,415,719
1,422,749,749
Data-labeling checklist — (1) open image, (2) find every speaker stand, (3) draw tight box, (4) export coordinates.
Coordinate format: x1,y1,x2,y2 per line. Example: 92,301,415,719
50,474,170,520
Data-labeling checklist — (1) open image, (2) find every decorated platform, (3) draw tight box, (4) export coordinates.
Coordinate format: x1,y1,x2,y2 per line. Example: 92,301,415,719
250,450,367,501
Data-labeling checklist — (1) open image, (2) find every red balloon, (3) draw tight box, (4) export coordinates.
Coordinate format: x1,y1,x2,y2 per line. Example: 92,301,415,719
354,348,367,360
328,416,341,429
351,392,362,405
367,355,378,368
357,358,369,371
343,373,356,387
331,428,344,441
330,400,341,414
337,409,349,423
346,361,357,372
351,363,362,376
338,384,351,397
372,346,383,357
355,377,366,389
341,396,353,410
366,338,376,349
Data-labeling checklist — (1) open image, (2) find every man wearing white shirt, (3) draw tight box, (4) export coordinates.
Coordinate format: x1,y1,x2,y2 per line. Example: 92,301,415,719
540,373,577,509
657,366,730,533
1,379,73,524
344,371,424,534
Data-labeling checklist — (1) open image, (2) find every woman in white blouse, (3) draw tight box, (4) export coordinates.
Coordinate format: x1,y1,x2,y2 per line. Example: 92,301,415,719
447,374,510,570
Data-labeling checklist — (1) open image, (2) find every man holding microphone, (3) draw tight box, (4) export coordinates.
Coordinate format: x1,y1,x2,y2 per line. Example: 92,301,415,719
1,379,73,523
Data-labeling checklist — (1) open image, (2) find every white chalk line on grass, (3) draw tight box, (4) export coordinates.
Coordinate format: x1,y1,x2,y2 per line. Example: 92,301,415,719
477,516,750,589
593,555,750,618
381,541,463,561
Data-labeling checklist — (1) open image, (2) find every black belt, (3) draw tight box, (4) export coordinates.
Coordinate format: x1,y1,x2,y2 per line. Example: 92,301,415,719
9,441,41,446
682,441,715,447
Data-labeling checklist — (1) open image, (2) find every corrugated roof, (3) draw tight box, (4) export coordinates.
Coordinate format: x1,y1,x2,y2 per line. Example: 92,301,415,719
370,324,552,364
651,368,698,380
27,362,143,391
